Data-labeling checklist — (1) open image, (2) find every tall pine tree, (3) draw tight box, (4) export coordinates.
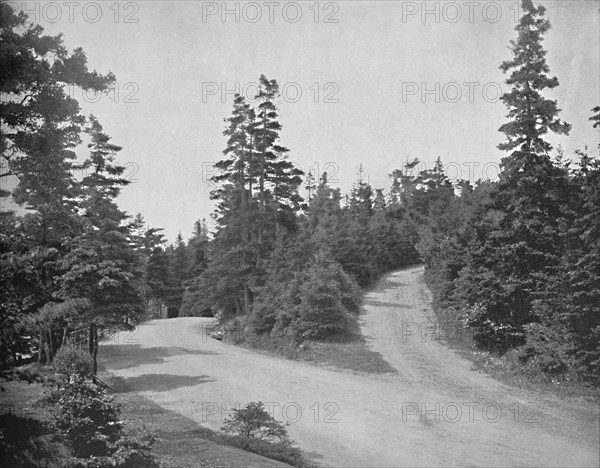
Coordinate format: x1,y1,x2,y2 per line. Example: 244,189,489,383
458,0,572,350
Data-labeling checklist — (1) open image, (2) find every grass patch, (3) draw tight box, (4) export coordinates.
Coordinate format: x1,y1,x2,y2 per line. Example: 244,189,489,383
465,348,600,401
422,277,599,402
0,371,48,418
295,336,396,374
1,367,310,468
1,368,70,467
225,327,395,375
428,307,599,401
101,375,313,468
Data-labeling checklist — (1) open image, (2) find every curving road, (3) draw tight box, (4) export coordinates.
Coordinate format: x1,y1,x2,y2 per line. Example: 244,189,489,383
101,266,599,467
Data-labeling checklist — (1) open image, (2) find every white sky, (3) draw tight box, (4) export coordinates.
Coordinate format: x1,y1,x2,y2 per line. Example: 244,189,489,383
11,0,600,242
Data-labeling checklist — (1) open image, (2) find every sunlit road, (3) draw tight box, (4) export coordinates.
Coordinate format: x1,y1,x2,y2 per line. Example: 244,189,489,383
101,266,600,467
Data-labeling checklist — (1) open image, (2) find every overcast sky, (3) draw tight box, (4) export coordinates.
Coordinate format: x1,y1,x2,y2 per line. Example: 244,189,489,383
14,0,600,242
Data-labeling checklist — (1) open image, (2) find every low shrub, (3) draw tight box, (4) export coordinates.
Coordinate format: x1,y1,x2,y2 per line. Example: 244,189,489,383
43,375,159,467
251,255,362,342
224,435,312,468
221,401,289,443
62,431,159,468
295,261,357,340
220,402,315,468
52,345,93,378
47,375,122,458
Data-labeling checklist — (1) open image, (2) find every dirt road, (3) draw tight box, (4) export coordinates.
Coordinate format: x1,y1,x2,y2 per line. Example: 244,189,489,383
101,266,599,467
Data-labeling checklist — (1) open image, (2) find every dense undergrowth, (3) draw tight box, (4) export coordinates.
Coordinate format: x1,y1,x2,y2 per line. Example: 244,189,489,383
2,350,318,468
1,352,159,468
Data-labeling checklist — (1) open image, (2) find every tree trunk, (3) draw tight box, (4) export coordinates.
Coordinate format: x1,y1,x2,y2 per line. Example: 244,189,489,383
88,323,95,356
243,284,253,315
47,329,53,362
234,297,242,316
240,161,249,244
248,177,255,243
43,331,51,364
258,123,266,246
92,326,99,376
62,326,68,346
38,330,46,364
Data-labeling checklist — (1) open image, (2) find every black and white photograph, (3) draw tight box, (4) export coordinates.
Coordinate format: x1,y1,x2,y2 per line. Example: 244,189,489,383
1,0,599,466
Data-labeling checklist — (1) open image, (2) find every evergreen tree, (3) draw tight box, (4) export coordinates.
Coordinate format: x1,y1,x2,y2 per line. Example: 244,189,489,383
58,118,144,374
145,246,175,306
295,252,360,340
456,0,572,350
0,4,117,366
305,171,317,202
171,234,188,283
306,172,342,234
168,232,189,310
187,218,209,278
212,93,255,245
128,214,165,258
567,149,600,379
206,75,303,317
590,106,600,130
497,0,570,161
1,3,115,204
389,158,421,207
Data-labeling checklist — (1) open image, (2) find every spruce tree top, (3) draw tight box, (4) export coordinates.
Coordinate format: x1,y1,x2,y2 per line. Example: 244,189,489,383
498,0,570,161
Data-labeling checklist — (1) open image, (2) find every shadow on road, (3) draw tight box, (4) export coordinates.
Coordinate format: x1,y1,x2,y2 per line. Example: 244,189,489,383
99,344,218,370
362,299,410,308
111,373,214,393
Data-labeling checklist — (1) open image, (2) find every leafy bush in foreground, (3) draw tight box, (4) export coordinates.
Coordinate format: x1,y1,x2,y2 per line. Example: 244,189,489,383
47,375,122,458
221,401,289,443
43,375,159,467
52,345,93,378
220,401,315,468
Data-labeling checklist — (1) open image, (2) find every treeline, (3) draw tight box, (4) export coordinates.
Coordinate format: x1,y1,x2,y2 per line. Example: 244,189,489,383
174,76,423,341
420,143,599,383
140,218,210,316
174,0,600,384
418,1,600,383
2,0,598,388
0,3,162,374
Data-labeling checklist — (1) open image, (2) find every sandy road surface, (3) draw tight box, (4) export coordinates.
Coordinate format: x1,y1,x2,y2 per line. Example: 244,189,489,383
102,266,599,467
